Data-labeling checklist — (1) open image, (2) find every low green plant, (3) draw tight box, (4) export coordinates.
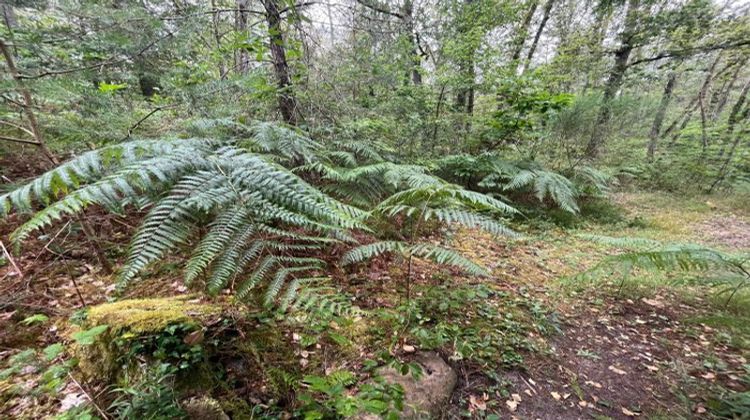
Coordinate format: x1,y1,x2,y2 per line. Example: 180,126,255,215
297,370,404,419
575,235,750,305
109,363,185,419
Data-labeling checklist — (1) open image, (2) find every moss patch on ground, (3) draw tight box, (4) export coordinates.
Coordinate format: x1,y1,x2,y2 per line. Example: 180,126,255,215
84,295,222,335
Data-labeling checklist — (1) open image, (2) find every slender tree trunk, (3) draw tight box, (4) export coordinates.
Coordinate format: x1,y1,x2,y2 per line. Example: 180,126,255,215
0,39,57,164
455,0,475,118
523,0,555,72
0,38,113,275
664,54,722,146
709,104,749,192
235,0,250,75
711,58,747,120
263,0,298,125
717,79,750,157
646,72,676,161
402,0,421,85
584,0,639,158
510,0,538,63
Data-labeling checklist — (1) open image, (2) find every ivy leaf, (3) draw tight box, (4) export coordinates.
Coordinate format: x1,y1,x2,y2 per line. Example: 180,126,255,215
72,325,108,345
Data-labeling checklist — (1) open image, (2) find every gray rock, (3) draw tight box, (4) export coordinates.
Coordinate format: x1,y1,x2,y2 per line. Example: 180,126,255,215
363,351,457,419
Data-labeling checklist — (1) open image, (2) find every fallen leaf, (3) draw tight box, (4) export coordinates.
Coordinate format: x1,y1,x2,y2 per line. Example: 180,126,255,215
585,380,603,389
701,372,716,380
622,407,640,417
506,399,518,412
551,391,561,401
469,395,487,411
608,365,627,375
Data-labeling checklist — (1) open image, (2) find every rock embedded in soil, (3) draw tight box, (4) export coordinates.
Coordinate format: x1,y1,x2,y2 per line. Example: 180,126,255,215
361,351,457,419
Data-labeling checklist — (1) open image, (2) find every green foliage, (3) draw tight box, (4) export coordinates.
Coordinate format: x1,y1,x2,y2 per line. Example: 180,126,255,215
297,371,404,419
20,314,50,325
109,363,186,420
706,365,750,419
72,325,109,346
576,235,750,304
0,126,364,306
433,154,613,214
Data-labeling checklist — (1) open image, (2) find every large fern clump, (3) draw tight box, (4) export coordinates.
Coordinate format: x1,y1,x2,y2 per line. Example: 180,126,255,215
432,154,613,214
1,122,522,307
0,124,364,307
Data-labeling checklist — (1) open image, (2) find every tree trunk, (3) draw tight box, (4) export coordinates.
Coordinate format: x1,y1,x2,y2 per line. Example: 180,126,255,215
0,39,57,164
717,79,750,157
710,58,747,120
664,54,722,146
455,0,475,117
709,103,749,192
0,38,113,275
646,72,676,161
235,0,250,75
402,0,422,85
523,0,555,72
584,0,639,158
263,0,298,125
510,0,538,63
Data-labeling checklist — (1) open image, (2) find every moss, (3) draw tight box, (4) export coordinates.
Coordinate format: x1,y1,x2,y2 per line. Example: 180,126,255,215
70,296,223,382
85,295,222,335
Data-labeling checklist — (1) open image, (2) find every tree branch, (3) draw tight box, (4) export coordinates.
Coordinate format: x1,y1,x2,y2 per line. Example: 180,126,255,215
629,39,750,67
354,0,403,19
17,32,174,79
0,135,41,145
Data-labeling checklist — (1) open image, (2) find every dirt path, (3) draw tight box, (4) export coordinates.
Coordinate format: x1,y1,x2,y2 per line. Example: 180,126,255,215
454,193,750,419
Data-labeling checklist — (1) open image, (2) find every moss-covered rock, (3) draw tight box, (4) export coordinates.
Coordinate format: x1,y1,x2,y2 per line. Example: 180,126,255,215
85,296,222,335
69,296,223,382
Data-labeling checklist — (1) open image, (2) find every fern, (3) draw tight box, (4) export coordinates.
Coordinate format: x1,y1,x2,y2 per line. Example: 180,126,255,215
0,127,362,301
432,154,613,214
577,235,749,304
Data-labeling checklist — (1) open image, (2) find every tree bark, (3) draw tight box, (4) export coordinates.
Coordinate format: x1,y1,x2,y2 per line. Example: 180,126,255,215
235,0,250,75
454,0,475,117
510,0,538,63
584,0,640,158
523,0,555,72
664,54,722,146
646,72,676,161
402,0,421,85
709,102,749,192
263,0,298,125
717,79,750,157
710,58,747,120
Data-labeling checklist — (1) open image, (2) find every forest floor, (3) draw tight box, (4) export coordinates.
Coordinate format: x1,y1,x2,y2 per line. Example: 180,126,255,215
0,186,748,419
447,192,750,419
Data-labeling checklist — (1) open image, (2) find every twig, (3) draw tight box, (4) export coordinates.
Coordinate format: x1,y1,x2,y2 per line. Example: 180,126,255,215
67,372,109,420
0,241,23,279
0,134,40,145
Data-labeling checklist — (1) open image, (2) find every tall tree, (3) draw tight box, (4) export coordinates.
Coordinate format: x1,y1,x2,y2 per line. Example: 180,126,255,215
646,72,677,161
585,0,640,158
263,0,299,125
523,0,555,72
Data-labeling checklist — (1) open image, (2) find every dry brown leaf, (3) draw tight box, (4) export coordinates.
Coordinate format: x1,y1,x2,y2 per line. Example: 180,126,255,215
506,399,518,412
622,407,640,417
608,365,627,375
